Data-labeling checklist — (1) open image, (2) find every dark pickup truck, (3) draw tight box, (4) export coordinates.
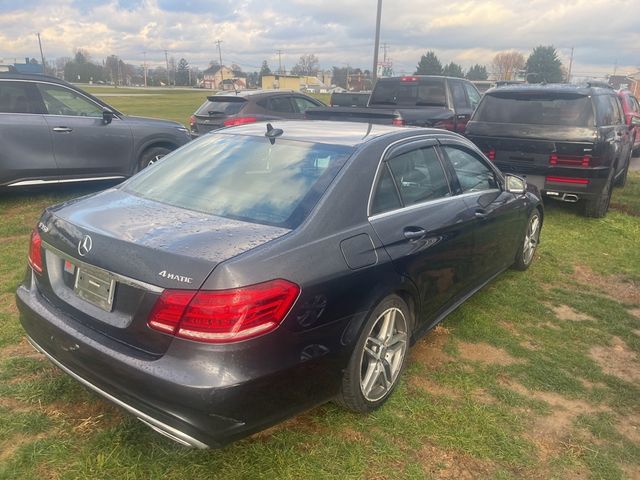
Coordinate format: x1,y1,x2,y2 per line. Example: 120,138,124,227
306,75,481,134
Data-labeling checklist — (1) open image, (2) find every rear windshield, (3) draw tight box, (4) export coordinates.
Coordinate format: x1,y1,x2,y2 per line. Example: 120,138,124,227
195,97,246,116
475,93,594,127
369,79,447,107
123,134,353,228
331,93,370,107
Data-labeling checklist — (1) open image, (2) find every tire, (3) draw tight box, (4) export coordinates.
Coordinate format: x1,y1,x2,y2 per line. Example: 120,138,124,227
614,151,631,188
513,209,541,271
137,146,171,172
583,176,613,218
336,294,412,413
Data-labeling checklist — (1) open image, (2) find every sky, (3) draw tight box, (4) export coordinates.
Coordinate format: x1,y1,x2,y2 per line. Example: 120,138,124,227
0,0,638,79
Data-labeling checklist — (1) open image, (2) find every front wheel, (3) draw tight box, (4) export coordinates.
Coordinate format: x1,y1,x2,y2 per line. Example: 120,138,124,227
336,294,411,413
513,209,541,271
137,146,171,173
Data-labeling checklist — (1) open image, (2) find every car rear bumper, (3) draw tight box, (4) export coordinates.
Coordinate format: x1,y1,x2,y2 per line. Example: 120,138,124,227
16,275,345,448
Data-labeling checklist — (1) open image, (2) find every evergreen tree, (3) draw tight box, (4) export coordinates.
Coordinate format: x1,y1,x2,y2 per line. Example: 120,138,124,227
442,62,464,78
525,46,563,83
415,51,442,75
466,64,488,80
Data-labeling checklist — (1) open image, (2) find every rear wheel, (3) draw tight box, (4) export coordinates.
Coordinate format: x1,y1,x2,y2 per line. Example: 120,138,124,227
614,151,631,188
513,209,541,271
337,294,411,413
583,176,613,218
137,146,171,173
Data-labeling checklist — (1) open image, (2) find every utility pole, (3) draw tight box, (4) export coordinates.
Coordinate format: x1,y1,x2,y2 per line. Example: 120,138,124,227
36,33,45,72
215,40,224,89
143,51,147,87
276,49,283,74
372,0,382,81
164,50,170,86
567,47,574,83
613,58,618,77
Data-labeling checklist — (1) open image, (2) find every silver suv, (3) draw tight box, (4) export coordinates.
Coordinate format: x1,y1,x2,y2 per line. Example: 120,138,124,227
0,73,192,188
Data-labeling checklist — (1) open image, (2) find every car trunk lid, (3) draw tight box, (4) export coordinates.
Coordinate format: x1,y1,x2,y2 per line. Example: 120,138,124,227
193,96,247,134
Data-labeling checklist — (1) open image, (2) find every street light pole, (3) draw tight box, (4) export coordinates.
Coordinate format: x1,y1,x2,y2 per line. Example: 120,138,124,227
36,33,45,72
372,0,382,81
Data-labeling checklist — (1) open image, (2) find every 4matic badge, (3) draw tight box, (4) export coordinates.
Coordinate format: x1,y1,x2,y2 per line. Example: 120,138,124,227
158,270,193,284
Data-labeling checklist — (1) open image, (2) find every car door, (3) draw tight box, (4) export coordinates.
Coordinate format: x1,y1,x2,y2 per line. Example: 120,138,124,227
267,95,299,119
439,140,525,281
0,80,57,186
368,139,476,328
36,82,134,178
611,94,632,176
291,96,322,117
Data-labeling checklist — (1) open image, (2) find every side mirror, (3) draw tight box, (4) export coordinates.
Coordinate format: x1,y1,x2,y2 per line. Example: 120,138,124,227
102,109,114,125
505,174,526,195
631,116,640,127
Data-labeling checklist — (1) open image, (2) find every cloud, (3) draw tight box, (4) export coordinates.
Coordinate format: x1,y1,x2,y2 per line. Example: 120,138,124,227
0,0,638,77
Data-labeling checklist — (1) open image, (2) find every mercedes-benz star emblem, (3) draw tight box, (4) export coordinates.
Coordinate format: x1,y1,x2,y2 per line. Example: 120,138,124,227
77,235,93,257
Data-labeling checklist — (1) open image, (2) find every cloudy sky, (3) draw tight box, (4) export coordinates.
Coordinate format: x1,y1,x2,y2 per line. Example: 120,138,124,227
0,0,638,79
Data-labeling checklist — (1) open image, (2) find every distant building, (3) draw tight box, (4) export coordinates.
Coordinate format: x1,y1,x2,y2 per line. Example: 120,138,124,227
261,74,327,92
609,74,640,97
202,65,246,90
1,58,43,74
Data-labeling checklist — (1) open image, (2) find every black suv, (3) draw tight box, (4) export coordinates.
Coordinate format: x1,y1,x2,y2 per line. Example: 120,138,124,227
0,73,191,188
466,84,634,217
188,90,324,137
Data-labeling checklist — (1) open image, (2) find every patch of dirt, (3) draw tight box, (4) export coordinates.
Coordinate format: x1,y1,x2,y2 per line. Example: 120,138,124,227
572,265,640,304
458,342,522,366
0,337,39,360
251,409,325,440
621,464,640,480
616,414,640,444
0,292,19,314
578,378,607,391
542,321,562,330
551,304,594,322
590,336,640,383
629,308,640,319
0,432,50,462
417,443,495,480
410,376,462,400
410,324,452,369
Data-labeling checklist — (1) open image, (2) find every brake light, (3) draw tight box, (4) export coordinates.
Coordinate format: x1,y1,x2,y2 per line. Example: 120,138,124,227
401,76,418,82
148,279,300,343
188,115,196,127
549,153,591,167
28,229,43,274
546,176,589,185
392,118,405,126
223,116,257,127
484,148,496,161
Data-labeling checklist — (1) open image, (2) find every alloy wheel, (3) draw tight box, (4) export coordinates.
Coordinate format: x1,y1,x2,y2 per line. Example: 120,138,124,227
523,214,540,265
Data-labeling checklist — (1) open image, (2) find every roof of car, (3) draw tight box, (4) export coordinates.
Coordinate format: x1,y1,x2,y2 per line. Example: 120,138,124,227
486,83,615,96
209,89,301,99
213,120,457,147
0,72,70,85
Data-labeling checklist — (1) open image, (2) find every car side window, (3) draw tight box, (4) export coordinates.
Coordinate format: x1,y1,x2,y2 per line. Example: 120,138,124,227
268,96,295,113
595,95,615,126
0,81,40,114
37,83,103,117
371,165,402,215
450,81,469,109
292,96,319,113
463,83,481,109
610,96,624,124
443,146,496,193
385,146,451,206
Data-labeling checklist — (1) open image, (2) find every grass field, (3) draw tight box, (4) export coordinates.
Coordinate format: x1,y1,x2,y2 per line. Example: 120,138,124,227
0,89,639,479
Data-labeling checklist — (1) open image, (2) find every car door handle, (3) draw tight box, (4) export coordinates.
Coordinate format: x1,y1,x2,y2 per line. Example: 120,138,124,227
475,209,488,219
52,127,73,133
403,227,426,240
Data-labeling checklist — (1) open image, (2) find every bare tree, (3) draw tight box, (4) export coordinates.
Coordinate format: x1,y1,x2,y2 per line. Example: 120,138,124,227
491,51,525,81
291,54,320,76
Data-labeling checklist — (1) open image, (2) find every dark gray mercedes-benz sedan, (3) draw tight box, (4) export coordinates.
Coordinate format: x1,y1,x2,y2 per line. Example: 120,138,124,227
17,121,543,448
0,73,192,188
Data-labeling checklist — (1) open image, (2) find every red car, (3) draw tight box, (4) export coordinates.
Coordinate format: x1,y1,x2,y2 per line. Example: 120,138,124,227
617,89,640,153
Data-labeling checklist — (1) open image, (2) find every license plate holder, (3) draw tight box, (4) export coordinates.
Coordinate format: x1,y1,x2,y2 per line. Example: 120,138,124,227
74,265,116,312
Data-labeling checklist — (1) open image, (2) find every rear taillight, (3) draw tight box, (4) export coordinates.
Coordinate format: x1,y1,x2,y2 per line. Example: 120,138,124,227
148,279,300,343
549,153,591,167
400,76,418,82
392,118,405,127
484,148,496,161
28,229,43,274
188,115,196,127
223,116,257,127
546,176,589,185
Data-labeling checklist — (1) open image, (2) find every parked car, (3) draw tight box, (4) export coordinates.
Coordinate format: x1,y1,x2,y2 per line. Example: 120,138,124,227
617,89,640,154
0,73,191,188
306,75,482,134
17,121,542,448
329,91,370,107
466,83,634,218
188,90,325,137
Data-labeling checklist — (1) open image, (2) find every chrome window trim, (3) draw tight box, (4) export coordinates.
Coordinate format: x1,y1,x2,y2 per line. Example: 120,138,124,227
26,335,207,448
368,189,500,221
42,240,164,294
8,176,126,187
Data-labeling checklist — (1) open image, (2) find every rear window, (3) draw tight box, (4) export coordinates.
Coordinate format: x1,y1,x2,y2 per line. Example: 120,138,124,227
331,93,369,107
369,79,447,107
474,93,594,127
195,97,246,116
123,134,353,228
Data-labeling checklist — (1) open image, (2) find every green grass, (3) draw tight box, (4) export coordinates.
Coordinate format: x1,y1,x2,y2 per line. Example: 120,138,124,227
0,92,639,478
